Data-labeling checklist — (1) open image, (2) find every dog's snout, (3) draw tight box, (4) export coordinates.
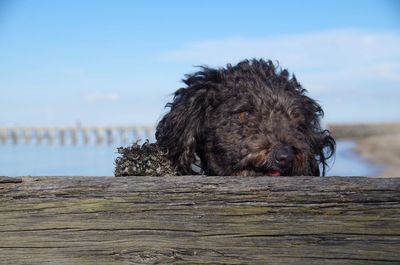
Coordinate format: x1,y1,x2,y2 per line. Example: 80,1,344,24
274,146,294,167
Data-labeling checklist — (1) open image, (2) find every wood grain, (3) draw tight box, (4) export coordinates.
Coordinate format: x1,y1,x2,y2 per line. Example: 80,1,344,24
0,176,399,264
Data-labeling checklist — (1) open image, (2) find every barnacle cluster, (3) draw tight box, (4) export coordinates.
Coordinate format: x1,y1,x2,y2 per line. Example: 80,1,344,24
114,140,178,177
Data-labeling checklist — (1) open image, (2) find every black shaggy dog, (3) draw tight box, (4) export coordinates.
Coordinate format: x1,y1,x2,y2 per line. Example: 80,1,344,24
115,59,335,177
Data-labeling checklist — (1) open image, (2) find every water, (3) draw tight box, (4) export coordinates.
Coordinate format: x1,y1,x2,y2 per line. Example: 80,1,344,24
0,140,382,177
326,140,382,176
0,143,120,176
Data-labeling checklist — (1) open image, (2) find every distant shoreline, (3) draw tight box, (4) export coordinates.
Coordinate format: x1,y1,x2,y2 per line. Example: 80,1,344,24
329,123,400,177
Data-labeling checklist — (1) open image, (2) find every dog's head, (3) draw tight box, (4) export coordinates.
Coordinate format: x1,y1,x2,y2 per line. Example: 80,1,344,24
156,59,335,176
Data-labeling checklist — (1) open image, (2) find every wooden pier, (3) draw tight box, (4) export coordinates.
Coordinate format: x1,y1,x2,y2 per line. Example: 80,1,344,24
0,126,155,145
0,175,399,264
3,123,399,145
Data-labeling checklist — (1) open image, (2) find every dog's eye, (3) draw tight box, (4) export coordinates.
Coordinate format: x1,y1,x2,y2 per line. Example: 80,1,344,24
238,111,252,122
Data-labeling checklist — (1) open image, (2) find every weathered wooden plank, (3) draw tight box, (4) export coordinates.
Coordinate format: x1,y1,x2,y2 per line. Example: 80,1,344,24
0,176,399,264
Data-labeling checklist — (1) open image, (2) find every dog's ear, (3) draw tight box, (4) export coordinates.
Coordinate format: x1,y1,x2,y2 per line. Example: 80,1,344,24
156,72,215,174
317,131,336,176
301,95,336,176
308,130,335,176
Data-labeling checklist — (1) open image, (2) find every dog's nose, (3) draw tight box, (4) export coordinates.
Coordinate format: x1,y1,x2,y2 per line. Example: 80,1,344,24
274,146,294,168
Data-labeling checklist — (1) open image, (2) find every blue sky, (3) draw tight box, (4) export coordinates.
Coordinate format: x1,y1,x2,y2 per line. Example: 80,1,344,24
0,0,399,127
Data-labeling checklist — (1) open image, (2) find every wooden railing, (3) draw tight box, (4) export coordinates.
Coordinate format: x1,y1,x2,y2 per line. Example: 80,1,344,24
0,175,399,264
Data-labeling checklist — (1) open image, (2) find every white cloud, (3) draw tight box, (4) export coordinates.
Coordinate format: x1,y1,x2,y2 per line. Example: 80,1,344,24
161,29,400,91
84,91,120,104
374,61,400,82
160,29,400,123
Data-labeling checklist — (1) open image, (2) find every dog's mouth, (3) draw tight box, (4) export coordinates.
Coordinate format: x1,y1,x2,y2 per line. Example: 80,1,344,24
267,169,281,176
232,149,294,177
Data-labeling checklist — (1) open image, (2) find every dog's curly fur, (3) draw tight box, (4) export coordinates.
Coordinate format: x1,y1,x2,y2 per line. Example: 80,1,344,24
115,59,335,177
115,141,178,176
155,59,335,176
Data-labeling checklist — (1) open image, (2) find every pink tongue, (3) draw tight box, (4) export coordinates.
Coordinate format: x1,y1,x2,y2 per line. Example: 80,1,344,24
269,170,281,176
